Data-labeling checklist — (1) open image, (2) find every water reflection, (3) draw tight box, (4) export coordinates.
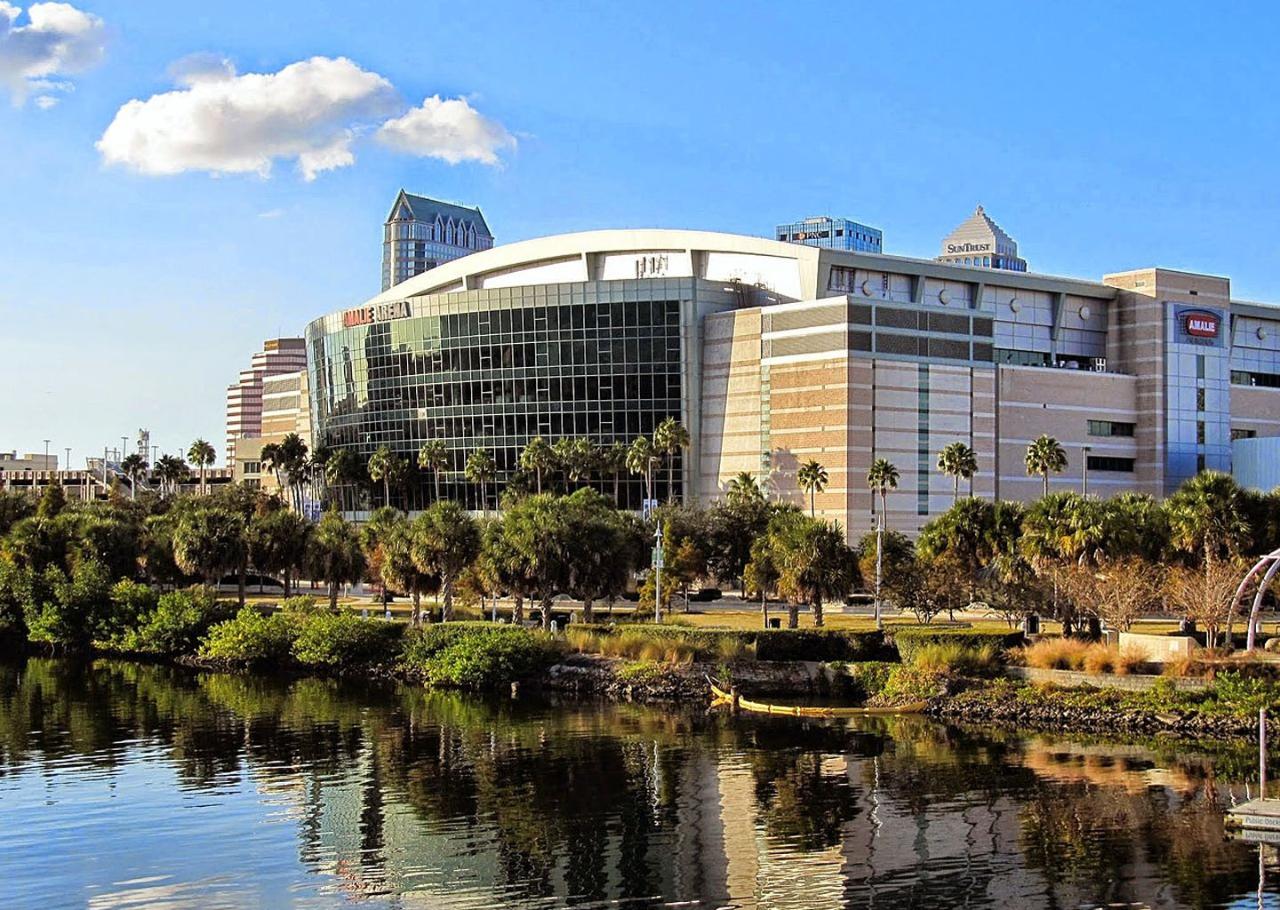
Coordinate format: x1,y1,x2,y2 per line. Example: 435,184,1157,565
0,657,1277,909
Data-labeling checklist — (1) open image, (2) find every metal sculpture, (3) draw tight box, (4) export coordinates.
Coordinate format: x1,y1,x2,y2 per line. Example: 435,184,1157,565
1233,547,1280,652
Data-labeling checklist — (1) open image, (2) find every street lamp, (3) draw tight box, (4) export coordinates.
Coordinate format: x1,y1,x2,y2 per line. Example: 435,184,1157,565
652,521,665,624
1082,445,1092,496
43,439,50,480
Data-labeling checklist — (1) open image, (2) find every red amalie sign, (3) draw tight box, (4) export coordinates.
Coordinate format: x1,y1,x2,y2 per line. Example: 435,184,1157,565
343,300,412,328
1184,311,1219,338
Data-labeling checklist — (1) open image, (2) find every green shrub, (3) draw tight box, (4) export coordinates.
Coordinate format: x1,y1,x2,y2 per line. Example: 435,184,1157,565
293,612,403,669
25,560,112,650
121,586,234,656
99,579,159,648
0,558,31,646
875,664,950,705
892,628,1020,664
401,623,563,690
841,661,895,702
1205,672,1280,716
617,660,666,684
200,607,298,666
280,595,330,616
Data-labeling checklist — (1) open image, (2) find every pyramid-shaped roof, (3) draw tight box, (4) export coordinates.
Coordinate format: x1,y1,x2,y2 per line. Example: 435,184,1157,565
940,205,1018,258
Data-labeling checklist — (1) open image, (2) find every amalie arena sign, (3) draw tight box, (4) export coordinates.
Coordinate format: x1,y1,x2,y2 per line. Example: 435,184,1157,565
1173,305,1224,347
343,300,413,328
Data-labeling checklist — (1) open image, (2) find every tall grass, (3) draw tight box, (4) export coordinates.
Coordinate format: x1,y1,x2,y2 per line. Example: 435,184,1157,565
1025,638,1151,675
909,641,1000,676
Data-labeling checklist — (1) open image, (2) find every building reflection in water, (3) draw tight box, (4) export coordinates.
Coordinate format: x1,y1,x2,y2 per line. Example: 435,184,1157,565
1,658,1278,909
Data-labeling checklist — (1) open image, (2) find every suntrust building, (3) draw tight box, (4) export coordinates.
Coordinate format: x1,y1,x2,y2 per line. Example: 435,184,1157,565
305,229,1280,535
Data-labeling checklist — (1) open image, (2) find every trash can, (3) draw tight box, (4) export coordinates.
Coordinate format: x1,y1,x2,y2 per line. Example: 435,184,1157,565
1180,619,1197,634
769,618,781,629
1086,616,1102,640
1022,613,1040,635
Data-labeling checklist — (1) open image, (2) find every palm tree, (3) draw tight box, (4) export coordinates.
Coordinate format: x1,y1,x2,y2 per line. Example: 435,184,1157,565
276,433,309,511
518,436,554,494
306,509,366,611
867,457,900,630
120,453,147,501
937,441,978,503
602,441,629,503
653,417,691,503
627,436,658,507
367,446,406,509
465,447,497,517
187,439,216,496
155,454,189,496
727,471,764,506
411,501,481,622
417,439,449,502
1025,435,1067,497
324,448,361,511
797,459,828,517
563,438,597,489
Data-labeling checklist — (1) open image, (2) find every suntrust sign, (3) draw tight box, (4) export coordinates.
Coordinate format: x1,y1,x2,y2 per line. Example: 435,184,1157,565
945,241,991,255
343,300,413,328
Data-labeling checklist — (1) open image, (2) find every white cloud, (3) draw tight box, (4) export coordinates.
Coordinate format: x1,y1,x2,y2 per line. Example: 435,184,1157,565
376,95,516,165
256,208,283,219
96,56,398,180
0,1,106,105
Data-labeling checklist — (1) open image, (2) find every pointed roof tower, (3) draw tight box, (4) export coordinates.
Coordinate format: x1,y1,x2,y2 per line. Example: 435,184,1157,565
937,205,1027,272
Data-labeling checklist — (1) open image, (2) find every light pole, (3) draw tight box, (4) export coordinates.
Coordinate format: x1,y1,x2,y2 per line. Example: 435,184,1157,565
1082,445,1092,496
653,521,665,624
874,505,884,631
43,439,50,475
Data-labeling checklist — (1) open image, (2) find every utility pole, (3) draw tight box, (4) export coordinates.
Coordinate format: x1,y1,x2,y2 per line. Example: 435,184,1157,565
653,521,665,624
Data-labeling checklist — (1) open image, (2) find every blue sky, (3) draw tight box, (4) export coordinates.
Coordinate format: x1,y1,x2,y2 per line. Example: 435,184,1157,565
1,0,1277,467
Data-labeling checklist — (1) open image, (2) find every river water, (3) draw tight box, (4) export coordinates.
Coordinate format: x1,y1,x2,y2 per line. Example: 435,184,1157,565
0,657,1277,910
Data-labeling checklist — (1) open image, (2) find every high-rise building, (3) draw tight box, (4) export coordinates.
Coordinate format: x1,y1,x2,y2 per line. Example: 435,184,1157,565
225,338,307,465
382,190,494,292
937,205,1027,271
776,216,882,253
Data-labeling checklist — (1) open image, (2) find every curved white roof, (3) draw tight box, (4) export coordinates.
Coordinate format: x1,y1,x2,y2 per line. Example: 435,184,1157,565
364,228,822,306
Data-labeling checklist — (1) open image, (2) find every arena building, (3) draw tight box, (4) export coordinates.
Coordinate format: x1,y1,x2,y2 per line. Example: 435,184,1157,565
304,229,1280,535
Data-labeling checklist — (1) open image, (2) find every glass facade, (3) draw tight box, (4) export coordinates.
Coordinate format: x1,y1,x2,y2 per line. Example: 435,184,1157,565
776,217,882,253
307,279,707,513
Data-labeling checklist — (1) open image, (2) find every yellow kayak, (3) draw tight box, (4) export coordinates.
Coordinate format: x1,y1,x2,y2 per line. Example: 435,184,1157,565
709,680,925,717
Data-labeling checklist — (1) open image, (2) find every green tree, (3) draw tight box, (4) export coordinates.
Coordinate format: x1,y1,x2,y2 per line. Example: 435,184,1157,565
626,436,658,506
601,441,629,503
155,454,190,496
916,497,998,608
494,494,575,630
518,436,554,495
727,471,765,508
796,460,828,517
772,514,853,628
866,457,900,629
246,509,311,596
465,448,498,517
120,453,148,501
653,417,691,503
411,501,481,622
322,448,363,511
417,439,450,503
367,446,407,510
186,439,217,496
173,506,247,606
306,510,366,611
562,488,639,623
275,432,310,512
1024,435,1067,497
937,441,978,503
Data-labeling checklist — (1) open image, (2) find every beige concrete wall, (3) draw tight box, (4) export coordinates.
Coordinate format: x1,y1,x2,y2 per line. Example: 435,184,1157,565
997,366,1147,500
1230,386,1280,438
699,310,763,496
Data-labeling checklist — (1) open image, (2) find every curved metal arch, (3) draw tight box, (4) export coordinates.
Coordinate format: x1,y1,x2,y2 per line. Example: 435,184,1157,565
1238,547,1280,652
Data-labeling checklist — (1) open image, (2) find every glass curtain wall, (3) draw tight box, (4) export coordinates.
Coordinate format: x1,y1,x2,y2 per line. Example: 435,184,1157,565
308,280,690,512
